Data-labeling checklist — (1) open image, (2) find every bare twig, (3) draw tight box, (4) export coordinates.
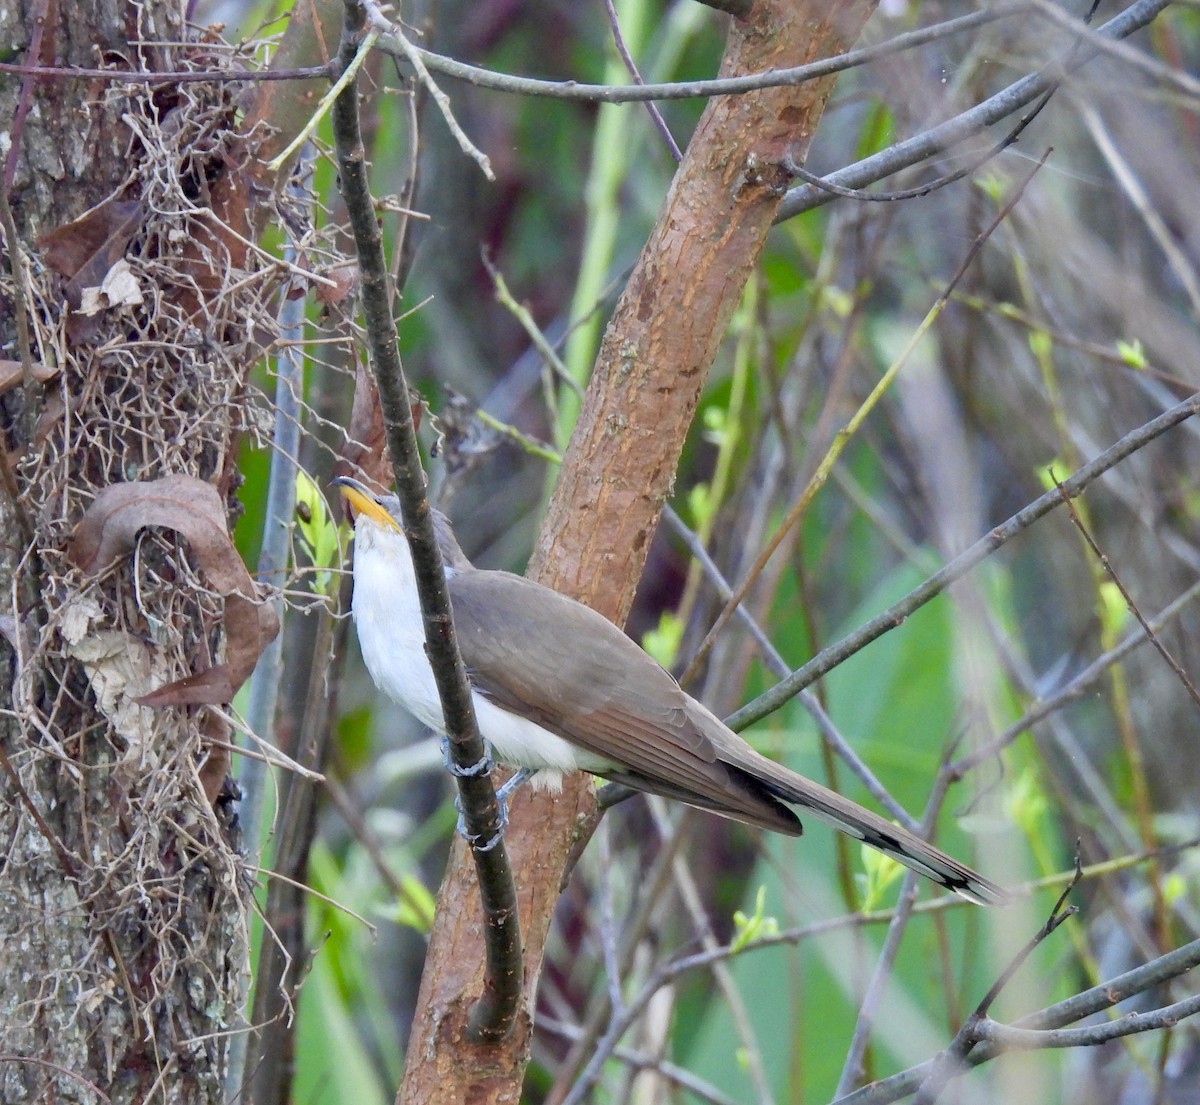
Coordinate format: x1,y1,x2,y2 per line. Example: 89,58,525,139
975,993,1200,1049
1053,474,1200,713
690,154,1048,688
2,0,51,192
539,1016,745,1105
601,0,682,162
267,28,379,172
246,864,378,932
777,0,1174,219
782,89,1054,203
0,183,41,596
0,1056,112,1103
361,0,494,180
1027,0,1200,100
835,934,1200,1105
952,583,1200,780
729,390,1200,734
330,0,520,1043
0,60,336,82
911,865,1082,1104
225,160,310,1099
382,8,1026,104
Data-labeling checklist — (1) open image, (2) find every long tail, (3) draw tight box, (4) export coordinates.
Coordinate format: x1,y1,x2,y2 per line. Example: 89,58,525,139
758,768,1007,906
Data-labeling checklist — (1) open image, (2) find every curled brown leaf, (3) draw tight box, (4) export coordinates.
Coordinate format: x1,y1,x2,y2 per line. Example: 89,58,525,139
335,358,392,495
68,474,279,706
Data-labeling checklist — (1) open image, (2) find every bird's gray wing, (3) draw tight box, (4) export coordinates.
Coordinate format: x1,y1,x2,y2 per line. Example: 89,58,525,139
448,567,1007,904
447,567,803,834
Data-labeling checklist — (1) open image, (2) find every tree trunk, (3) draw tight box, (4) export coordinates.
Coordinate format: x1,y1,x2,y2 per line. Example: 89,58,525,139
0,2,276,1101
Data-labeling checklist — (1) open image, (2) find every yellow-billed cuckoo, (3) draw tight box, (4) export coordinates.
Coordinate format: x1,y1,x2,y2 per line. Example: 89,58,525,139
336,478,1006,905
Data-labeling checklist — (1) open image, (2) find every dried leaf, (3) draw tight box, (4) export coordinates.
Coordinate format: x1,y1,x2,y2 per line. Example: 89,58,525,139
68,475,279,706
40,198,143,297
315,262,359,306
137,667,236,706
34,392,66,448
77,258,145,316
336,359,392,493
197,712,232,804
437,387,505,481
68,629,158,757
40,198,145,343
0,359,58,397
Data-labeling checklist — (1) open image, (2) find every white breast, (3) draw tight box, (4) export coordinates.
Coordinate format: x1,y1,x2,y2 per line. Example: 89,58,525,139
351,521,612,784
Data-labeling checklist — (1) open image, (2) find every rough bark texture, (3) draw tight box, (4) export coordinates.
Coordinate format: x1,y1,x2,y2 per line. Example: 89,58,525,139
395,3,878,1103
0,2,279,1101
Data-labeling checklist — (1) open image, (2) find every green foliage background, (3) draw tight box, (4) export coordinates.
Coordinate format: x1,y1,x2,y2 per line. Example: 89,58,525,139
213,1,1200,1101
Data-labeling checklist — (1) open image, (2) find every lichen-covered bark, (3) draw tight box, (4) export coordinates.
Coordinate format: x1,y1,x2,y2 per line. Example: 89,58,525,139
0,2,275,1101
395,3,878,1104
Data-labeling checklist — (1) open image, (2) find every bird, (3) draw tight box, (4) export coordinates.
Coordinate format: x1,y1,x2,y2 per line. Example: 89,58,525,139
335,477,1007,906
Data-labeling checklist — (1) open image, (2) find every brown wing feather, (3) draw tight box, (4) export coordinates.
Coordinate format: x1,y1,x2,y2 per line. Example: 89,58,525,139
448,565,1006,904
448,567,802,832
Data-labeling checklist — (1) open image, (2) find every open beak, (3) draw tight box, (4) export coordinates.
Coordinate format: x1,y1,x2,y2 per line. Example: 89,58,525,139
332,476,401,532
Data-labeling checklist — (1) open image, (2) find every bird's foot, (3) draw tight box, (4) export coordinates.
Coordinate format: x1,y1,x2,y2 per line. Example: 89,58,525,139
440,735,494,779
454,792,508,852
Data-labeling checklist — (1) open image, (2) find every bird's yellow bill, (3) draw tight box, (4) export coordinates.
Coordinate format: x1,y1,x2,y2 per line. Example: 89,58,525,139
337,481,401,532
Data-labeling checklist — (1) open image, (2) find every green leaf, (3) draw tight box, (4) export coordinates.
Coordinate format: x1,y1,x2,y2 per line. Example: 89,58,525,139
821,284,853,320
295,470,349,597
855,99,895,159
857,841,904,912
643,611,684,669
379,873,437,934
702,403,728,445
1097,580,1129,638
1028,327,1053,363
1164,872,1186,907
1035,460,1064,493
687,482,713,529
974,172,1007,204
730,885,779,954
1115,338,1147,369
1006,768,1050,838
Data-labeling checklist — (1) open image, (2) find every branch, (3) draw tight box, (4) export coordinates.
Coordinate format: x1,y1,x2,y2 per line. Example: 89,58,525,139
1053,475,1200,714
690,153,1048,691
910,871,1082,1104
330,0,521,1044
0,60,336,82
835,935,1200,1105
361,0,494,180
1027,0,1200,100
378,7,1024,104
662,505,921,827
727,389,1200,733
975,994,1200,1049
399,3,880,1101
777,0,1174,219
780,86,1053,203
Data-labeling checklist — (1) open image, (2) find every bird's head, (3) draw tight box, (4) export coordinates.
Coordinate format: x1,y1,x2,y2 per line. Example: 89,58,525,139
333,477,402,534
333,477,471,570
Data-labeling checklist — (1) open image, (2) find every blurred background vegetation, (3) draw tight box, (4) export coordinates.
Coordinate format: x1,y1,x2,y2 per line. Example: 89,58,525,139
201,1,1200,1101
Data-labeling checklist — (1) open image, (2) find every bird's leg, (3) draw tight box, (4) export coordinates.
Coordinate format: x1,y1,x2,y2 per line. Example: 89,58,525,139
451,767,539,852
496,766,538,804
